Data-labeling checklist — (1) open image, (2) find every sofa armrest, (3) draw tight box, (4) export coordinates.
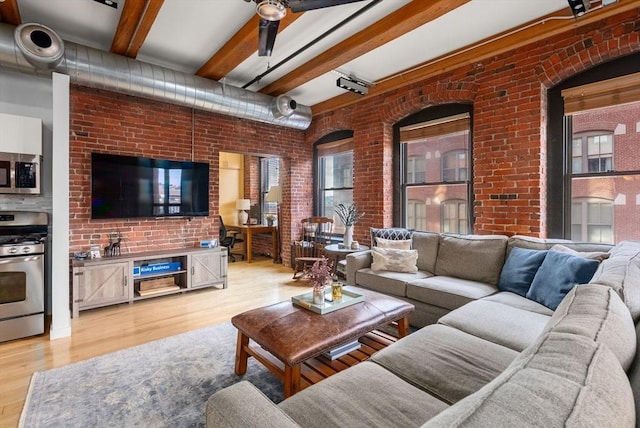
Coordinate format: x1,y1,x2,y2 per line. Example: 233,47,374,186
346,250,373,285
206,381,300,428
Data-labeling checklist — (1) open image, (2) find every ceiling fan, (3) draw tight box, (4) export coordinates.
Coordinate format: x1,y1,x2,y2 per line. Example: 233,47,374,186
244,0,367,56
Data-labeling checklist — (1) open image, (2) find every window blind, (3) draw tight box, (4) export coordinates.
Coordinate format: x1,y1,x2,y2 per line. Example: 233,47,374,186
562,72,640,115
316,138,353,157
400,113,470,143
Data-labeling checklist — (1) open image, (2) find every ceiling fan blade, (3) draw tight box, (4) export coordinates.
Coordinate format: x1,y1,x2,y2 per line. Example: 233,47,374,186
288,0,367,13
258,18,280,57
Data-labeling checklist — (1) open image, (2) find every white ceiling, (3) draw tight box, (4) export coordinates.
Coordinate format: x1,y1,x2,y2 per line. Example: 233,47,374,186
6,0,584,109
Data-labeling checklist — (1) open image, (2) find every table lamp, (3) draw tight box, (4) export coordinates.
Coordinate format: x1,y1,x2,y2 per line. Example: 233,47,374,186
236,199,251,224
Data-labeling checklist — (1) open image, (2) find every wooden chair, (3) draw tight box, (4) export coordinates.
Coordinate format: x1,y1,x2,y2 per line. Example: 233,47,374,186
292,217,334,280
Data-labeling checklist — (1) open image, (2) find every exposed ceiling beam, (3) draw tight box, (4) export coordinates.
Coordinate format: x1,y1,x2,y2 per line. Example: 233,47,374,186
0,0,21,26
196,12,302,81
312,0,640,116
111,0,147,56
259,0,470,96
126,0,164,58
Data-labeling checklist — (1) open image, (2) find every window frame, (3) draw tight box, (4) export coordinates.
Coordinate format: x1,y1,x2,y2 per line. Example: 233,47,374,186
393,103,474,231
260,157,280,224
313,130,355,235
547,52,640,238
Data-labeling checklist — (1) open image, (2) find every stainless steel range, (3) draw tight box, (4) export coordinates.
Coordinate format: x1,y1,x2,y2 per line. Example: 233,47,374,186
0,211,47,342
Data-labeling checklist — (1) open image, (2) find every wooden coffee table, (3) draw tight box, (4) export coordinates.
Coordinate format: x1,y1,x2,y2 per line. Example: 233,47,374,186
231,285,414,398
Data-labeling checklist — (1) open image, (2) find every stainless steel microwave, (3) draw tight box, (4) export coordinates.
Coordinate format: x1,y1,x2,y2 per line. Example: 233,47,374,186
0,152,41,194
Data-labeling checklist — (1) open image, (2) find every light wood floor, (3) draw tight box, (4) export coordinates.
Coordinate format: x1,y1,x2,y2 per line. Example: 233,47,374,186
0,257,309,427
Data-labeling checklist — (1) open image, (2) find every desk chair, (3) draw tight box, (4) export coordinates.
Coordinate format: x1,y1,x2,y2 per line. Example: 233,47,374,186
219,216,244,262
292,216,333,279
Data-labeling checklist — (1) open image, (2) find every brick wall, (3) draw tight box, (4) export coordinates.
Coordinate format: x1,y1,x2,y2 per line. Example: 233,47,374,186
69,86,306,265
306,9,640,244
68,9,639,261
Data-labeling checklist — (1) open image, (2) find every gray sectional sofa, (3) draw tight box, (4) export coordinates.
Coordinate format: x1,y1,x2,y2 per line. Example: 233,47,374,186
206,234,640,427
347,231,613,327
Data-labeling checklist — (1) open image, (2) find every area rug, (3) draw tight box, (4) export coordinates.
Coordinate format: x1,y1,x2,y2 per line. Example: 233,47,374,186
19,322,282,428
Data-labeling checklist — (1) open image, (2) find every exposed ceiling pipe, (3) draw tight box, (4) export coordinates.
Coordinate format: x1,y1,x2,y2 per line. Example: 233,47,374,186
0,22,312,130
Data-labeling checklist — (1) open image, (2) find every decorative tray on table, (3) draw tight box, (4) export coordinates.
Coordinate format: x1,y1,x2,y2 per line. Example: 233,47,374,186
291,289,364,315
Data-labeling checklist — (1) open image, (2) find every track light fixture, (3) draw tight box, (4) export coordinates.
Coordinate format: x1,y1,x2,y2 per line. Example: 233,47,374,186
256,0,287,21
336,76,370,95
566,0,590,17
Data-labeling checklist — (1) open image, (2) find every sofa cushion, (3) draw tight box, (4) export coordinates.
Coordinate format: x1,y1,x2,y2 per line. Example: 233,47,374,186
438,299,551,351
207,381,300,428
543,283,637,371
482,291,553,316
355,268,430,297
423,332,636,428
589,240,640,323
406,276,497,311
628,322,640,425
507,235,613,253
371,247,418,273
280,361,448,428
497,247,547,297
434,234,508,285
411,231,440,273
550,244,610,261
526,250,600,310
375,237,412,250
371,324,518,404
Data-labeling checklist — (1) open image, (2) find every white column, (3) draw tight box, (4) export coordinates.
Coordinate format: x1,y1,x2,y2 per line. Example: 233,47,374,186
49,72,71,340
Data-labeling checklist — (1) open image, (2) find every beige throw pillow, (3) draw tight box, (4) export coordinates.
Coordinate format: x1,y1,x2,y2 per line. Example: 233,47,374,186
371,247,418,273
376,237,412,250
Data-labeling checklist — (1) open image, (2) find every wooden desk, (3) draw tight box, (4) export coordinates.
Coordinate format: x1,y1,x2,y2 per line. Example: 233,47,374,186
226,224,278,263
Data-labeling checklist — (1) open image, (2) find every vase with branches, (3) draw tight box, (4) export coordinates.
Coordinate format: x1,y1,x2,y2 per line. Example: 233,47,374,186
334,203,365,226
334,203,365,248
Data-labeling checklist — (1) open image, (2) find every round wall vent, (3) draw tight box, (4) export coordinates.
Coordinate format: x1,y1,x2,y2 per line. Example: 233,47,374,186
272,95,297,118
14,23,64,70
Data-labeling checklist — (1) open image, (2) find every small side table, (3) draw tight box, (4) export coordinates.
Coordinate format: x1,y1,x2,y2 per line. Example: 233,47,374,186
324,243,369,278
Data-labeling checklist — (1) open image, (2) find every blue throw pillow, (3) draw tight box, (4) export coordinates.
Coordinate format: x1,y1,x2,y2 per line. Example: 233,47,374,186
498,247,548,297
526,250,600,310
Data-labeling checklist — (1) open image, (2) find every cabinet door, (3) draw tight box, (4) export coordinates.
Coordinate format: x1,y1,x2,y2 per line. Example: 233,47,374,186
190,251,223,288
77,262,130,309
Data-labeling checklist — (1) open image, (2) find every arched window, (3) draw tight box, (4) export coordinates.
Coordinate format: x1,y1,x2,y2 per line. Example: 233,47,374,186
547,53,640,242
571,198,613,244
394,104,473,232
407,199,426,230
441,199,468,235
314,131,354,235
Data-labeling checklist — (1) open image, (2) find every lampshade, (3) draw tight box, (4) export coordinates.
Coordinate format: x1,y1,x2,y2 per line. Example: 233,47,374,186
265,185,282,203
236,199,251,210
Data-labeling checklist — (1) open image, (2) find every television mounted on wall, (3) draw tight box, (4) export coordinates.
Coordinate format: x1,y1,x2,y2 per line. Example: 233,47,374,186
91,152,210,220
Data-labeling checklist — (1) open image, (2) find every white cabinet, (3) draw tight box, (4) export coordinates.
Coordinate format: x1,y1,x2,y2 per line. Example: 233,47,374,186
71,247,228,317
0,113,42,155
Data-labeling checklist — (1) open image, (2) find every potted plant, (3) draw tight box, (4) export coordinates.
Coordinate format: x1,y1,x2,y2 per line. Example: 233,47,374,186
334,203,365,248
309,257,333,304
266,214,276,226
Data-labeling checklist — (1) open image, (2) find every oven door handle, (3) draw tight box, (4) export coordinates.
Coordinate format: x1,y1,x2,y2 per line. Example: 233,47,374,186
0,255,41,264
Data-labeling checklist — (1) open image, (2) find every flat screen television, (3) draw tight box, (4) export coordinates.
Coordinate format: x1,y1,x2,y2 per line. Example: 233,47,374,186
91,153,210,219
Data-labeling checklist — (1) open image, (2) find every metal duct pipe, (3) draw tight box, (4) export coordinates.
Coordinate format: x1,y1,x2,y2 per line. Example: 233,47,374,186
0,23,312,130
